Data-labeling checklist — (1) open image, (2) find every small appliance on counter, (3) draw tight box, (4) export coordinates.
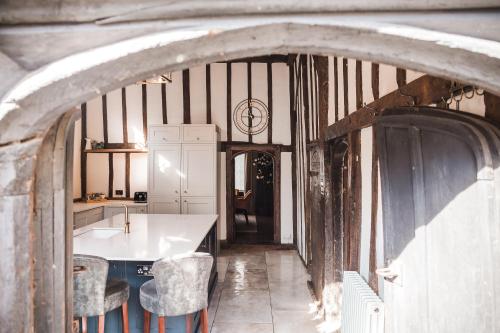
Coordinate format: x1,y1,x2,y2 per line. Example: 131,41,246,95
134,191,147,203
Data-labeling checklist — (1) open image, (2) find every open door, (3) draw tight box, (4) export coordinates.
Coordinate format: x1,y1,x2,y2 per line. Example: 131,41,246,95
376,107,500,333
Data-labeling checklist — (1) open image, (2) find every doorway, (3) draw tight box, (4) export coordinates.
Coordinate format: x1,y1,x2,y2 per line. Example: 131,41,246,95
226,145,281,244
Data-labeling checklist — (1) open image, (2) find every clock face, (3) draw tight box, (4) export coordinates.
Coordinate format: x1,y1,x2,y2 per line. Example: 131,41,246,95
233,98,269,135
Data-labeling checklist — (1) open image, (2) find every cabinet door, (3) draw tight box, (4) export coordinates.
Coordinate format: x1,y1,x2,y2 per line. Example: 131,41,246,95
104,206,124,219
181,144,215,196
149,197,181,214
149,144,181,196
134,206,148,214
149,125,181,143
182,124,216,143
181,197,215,214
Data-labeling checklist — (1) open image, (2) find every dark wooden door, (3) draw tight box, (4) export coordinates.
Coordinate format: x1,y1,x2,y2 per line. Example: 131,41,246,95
376,107,500,333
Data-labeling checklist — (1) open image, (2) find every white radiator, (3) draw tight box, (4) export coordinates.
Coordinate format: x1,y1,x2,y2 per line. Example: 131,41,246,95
341,271,384,333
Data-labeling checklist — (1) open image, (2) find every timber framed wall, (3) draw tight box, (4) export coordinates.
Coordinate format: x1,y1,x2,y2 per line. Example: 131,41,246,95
289,52,495,319
74,56,294,243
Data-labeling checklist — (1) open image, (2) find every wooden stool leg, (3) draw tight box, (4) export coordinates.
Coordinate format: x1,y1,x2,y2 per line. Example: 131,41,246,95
81,317,87,333
122,302,130,333
98,315,105,333
185,313,192,333
201,308,209,333
158,316,166,333
143,310,151,333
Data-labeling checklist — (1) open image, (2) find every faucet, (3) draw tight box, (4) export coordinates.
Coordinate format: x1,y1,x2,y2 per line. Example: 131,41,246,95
122,204,130,233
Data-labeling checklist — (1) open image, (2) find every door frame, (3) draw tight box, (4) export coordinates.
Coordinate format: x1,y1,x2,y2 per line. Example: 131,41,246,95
226,144,281,243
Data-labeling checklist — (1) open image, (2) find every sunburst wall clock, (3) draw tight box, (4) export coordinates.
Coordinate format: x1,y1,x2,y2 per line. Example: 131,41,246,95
232,98,269,135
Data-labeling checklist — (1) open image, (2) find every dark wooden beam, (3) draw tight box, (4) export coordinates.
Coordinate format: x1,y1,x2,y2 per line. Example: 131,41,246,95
247,62,252,143
396,68,407,88
267,62,273,144
348,130,361,271
108,154,113,198
326,75,453,140
142,84,148,139
80,103,87,198
125,153,130,198
343,58,349,117
206,64,212,124
372,63,380,100
102,95,108,143
219,55,289,64
356,60,363,110
334,57,339,122
226,63,232,142
484,92,500,126
219,141,292,152
314,56,329,140
121,87,128,143
183,69,191,124
161,82,167,124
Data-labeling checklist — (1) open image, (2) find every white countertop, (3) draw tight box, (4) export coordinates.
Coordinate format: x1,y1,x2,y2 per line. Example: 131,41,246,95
74,200,148,213
73,214,218,261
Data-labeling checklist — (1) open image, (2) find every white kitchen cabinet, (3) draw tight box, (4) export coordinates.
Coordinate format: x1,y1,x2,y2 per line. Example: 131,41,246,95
149,197,181,214
181,197,216,214
148,144,182,197
148,124,218,215
181,144,216,197
148,125,181,144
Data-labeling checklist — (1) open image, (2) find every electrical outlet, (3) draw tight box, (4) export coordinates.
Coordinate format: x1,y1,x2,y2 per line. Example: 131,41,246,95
115,189,124,196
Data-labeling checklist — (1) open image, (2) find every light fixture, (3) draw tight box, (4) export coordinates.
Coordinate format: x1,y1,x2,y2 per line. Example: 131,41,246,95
138,73,173,84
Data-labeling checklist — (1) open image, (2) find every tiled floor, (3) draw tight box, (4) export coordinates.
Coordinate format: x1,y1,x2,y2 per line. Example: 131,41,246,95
207,246,324,333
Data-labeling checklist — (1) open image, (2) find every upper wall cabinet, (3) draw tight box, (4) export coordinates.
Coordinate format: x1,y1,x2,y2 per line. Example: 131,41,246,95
148,125,182,144
148,124,218,214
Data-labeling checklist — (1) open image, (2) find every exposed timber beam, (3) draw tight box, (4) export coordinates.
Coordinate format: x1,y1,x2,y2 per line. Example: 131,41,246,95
326,75,455,140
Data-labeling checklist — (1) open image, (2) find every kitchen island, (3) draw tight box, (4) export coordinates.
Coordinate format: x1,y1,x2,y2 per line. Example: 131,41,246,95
74,214,218,333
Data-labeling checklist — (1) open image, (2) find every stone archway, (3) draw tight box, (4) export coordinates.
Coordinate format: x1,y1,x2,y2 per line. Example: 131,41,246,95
1,12,500,333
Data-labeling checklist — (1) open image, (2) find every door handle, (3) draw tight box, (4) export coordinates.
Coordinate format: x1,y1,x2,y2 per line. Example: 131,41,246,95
375,267,399,279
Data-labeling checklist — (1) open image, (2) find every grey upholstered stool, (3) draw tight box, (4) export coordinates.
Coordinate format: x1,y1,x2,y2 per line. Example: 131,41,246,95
73,254,130,333
139,252,214,333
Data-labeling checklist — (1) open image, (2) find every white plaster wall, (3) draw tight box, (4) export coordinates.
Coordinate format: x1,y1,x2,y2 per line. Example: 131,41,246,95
210,63,228,141
281,151,294,244
272,63,291,145
359,126,373,282
189,65,207,124
251,62,268,144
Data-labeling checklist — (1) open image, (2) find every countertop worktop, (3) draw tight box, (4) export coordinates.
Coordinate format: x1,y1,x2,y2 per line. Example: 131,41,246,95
73,214,218,261
73,200,148,213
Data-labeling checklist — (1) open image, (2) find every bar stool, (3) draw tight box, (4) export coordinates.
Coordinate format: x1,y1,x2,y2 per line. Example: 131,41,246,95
139,252,214,333
73,254,130,333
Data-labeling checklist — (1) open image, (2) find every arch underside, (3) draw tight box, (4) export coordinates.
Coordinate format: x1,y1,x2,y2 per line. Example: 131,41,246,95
0,12,500,144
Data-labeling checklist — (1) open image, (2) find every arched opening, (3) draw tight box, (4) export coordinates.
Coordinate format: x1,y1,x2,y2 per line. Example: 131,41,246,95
231,150,277,244
2,11,500,333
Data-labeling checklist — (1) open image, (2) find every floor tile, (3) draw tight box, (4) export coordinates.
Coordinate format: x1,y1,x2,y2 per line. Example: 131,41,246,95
269,279,314,311
217,257,229,282
211,322,274,333
272,310,322,333
224,268,269,291
208,283,224,328
214,290,272,324
228,254,267,270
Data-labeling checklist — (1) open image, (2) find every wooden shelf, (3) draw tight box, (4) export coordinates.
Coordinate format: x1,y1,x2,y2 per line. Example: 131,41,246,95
84,149,148,153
